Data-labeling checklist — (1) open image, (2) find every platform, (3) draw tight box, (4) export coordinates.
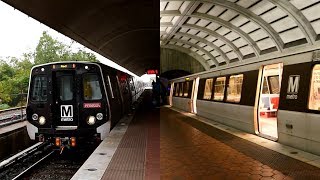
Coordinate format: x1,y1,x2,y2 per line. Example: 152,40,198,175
72,90,160,180
161,107,320,179
74,94,320,179
0,120,26,136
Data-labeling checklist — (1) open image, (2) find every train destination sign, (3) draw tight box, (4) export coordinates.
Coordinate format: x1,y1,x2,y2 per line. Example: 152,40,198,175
286,75,300,99
83,103,101,108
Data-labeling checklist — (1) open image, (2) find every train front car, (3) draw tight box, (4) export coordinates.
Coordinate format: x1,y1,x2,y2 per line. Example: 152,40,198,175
26,62,109,148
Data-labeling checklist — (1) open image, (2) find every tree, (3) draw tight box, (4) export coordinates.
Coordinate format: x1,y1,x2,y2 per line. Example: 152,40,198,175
34,31,66,64
71,49,98,62
0,60,15,81
34,31,98,64
0,31,99,108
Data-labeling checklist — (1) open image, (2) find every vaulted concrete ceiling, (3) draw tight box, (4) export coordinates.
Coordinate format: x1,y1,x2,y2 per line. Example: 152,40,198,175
3,0,159,76
160,0,320,71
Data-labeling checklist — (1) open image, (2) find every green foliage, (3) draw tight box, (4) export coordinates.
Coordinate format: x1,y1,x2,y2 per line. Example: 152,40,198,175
0,31,99,108
34,31,98,64
0,103,10,110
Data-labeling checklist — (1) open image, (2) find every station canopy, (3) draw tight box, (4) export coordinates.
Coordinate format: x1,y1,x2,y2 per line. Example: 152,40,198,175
160,0,320,71
2,0,158,76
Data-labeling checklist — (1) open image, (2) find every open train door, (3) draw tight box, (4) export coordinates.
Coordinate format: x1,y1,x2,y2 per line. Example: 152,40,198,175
255,63,283,140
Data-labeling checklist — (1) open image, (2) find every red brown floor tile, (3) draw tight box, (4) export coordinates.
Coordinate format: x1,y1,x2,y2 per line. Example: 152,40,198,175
161,107,320,179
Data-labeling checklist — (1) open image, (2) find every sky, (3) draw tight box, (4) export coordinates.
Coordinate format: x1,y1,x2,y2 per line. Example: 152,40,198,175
0,1,149,79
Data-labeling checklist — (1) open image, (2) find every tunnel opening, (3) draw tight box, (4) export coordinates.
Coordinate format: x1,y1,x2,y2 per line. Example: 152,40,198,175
160,69,191,80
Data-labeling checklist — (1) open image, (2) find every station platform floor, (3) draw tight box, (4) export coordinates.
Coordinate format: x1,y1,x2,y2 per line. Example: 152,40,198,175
72,90,160,180
73,91,320,180
161,107,320,179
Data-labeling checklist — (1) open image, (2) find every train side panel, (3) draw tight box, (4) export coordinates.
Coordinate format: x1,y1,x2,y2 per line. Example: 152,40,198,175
99,65,127,129
172,96,191,112
169,51,320,156
276,62,320,155
195,70,258,133
196,101,255,133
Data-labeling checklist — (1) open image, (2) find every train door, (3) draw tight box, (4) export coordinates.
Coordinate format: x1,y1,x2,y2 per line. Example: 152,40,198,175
169,83,174,106
256,63,283,140
129,78,136,102
53,71,78,128
191,77,199,114
107,75,123,128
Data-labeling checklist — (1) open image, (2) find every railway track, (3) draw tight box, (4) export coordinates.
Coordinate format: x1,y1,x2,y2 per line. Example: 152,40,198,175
0,142,53,179
0,107,26,127
0,107,26,119
12,150,55,180
0,141,99,180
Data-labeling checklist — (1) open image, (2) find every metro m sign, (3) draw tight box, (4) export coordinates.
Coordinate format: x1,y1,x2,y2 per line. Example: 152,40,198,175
286,75,300,99
61,105,73,121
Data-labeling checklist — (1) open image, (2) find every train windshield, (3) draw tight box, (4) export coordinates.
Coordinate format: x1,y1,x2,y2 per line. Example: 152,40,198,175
57,75,74,101
31,75,48,101
83,74,102,100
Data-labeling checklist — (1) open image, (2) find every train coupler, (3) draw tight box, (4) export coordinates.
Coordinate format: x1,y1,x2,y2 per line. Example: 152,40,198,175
55,137,77,153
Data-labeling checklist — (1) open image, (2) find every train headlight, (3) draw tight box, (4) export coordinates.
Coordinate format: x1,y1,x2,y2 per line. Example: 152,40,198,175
96,113,103,120
32,114,38,121
39,116,46,125
87,116,96,125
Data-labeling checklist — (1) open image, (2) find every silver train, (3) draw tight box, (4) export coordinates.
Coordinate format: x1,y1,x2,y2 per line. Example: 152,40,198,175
169,50,320,156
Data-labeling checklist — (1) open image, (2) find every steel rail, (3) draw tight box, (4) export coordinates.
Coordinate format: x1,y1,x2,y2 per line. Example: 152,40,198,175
11,150,55,180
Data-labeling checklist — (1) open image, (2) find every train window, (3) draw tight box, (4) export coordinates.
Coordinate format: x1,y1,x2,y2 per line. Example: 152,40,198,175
83,74,102,100
203,78,213,100
31,76,47,101
179,82,184,97
309,65,320,110
129,78,135,92
183,81,189,97
262,77,270,94
268,76,280,94
213,77,226,101
167,83,171,96
187,81,194,98
197,79,206,99
58,75,73,101
226,74,243,103
175,83,179,96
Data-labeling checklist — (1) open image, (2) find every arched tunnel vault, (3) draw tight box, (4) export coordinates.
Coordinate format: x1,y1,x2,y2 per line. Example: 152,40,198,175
160,47,206,75
160,0,320,74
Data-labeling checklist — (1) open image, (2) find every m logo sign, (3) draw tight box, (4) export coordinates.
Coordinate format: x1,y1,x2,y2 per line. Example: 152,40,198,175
61,105,73,121
286,75,300,99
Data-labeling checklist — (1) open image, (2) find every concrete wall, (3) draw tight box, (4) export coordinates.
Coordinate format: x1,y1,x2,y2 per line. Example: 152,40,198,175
160,48,205,74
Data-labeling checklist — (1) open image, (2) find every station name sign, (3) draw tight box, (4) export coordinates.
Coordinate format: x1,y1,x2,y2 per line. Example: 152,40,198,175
286,75,300,100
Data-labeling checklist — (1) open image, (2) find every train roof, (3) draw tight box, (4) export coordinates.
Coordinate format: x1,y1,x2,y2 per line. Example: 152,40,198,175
30,61,132,77
31,61,99,68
